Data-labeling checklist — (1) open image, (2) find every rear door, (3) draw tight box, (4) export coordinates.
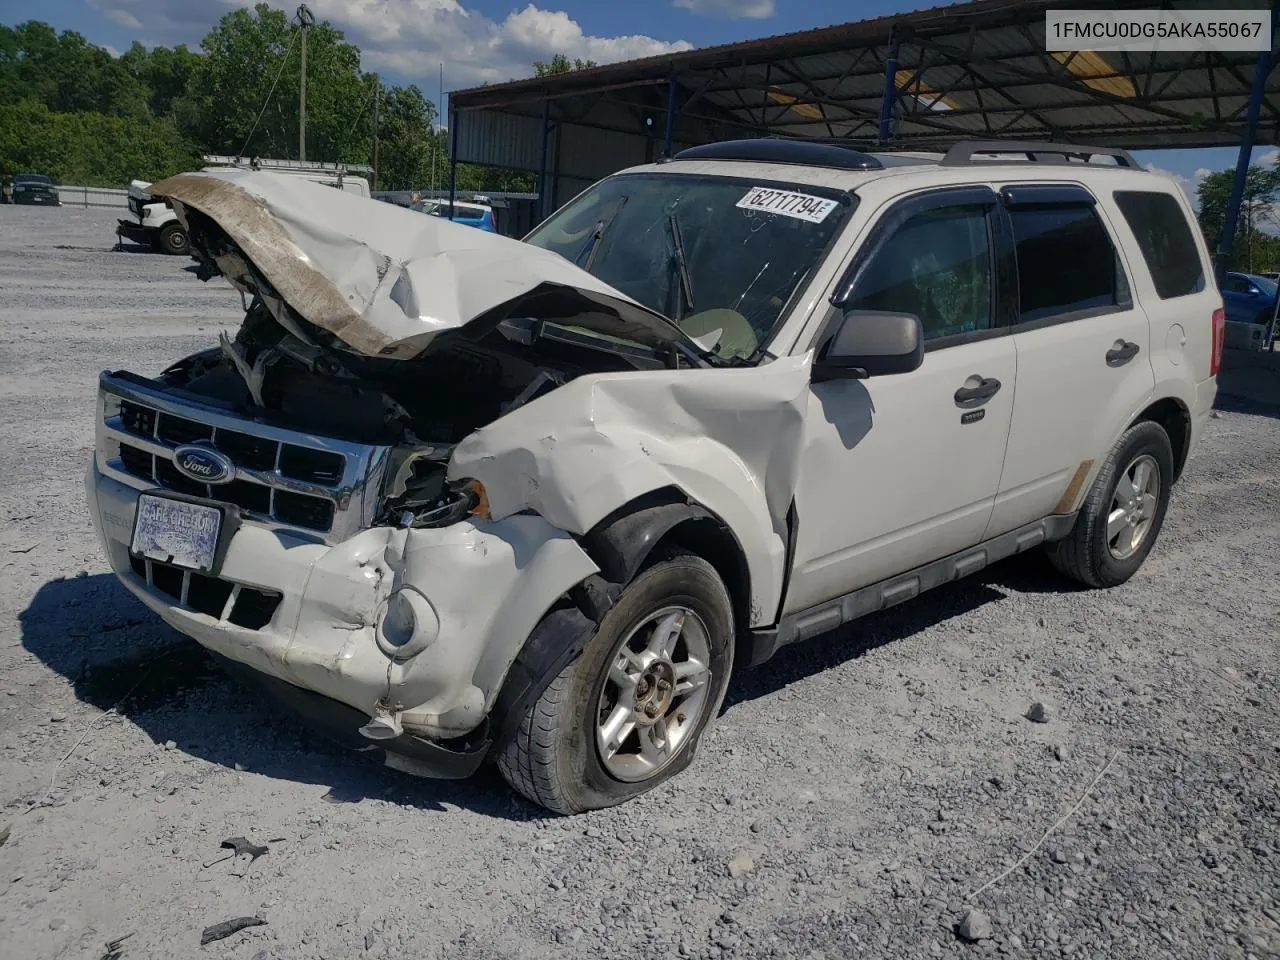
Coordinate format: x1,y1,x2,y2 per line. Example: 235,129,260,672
987,183,1156,535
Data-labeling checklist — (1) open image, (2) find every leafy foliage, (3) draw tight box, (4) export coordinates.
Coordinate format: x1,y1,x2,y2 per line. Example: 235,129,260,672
533,53,598,76
0,11,532,192
1197,161,1280,273
0,99,200,184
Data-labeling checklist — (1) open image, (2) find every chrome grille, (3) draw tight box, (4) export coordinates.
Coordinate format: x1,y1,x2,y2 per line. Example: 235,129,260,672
98,372,391,541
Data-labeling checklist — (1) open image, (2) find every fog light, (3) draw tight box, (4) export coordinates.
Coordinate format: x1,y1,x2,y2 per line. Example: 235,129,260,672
374,586,439,660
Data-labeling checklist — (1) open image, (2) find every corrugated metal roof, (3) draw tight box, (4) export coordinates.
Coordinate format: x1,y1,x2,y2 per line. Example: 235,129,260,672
449,0,1276,213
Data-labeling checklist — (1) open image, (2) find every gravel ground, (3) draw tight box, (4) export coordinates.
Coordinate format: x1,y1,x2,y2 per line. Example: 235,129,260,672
1,205,1278,960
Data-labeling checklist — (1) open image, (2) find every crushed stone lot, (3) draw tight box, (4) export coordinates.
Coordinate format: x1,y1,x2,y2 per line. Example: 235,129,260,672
1,204,1278,960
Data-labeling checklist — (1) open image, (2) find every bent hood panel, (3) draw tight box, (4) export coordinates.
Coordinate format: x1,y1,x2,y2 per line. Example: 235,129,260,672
146,169,684,358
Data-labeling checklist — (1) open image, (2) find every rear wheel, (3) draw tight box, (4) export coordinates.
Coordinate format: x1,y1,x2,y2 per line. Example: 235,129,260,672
498,551,734,814
158,222,189,256
1045,421,1173,588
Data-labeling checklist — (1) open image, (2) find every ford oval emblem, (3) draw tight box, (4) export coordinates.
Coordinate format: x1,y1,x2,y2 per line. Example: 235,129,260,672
172,445,234,485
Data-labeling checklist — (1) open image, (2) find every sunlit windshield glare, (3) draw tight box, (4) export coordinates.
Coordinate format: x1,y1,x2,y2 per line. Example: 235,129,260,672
523,174,849,359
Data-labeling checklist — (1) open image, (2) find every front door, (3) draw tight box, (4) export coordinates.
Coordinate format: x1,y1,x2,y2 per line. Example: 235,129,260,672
785,188,1017,616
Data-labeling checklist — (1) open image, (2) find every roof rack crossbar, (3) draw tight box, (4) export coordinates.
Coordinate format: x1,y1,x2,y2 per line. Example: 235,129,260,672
940,140,1138,169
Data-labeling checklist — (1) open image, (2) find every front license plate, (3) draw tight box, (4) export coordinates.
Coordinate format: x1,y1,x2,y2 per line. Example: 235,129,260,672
131,494,223,572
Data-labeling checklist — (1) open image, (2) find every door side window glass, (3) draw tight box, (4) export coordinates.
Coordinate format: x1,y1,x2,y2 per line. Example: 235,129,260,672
1009,205,1123,322
1112,190,1206,299
846,205,992,340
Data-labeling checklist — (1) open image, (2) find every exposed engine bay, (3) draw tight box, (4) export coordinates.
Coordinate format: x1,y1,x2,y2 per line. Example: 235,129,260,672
130,168,726,534
156,288,665,529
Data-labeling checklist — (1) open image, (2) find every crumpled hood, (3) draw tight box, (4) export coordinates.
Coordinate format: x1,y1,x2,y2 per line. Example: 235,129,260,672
146,168,692,359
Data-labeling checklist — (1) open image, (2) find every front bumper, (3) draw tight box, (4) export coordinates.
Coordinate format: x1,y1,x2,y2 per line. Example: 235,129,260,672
116,219,157,245
87,461,599,770
15,193,60,205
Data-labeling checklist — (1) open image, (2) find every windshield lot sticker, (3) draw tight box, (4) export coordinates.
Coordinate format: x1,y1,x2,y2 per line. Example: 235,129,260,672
736,187,839,223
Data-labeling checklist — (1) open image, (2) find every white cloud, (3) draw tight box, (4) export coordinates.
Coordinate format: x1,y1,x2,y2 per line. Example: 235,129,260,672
1258,148,1279,165
1144,163,1197,205
88,1,691,89
103,44,122,58
88,0,214,47
673,0,775,18
1195,167,1212,183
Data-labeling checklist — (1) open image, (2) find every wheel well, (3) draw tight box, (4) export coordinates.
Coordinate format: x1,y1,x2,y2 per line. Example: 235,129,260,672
653,517,752,645
1136,397,1191,481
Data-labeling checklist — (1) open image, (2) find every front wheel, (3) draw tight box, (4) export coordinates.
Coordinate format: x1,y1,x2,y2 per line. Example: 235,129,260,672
158,222,189,256
498,551,734,814
1045,420,1174,588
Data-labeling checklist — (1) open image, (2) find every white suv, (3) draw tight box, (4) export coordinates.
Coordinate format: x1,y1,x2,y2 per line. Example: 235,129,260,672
86,140,1221,813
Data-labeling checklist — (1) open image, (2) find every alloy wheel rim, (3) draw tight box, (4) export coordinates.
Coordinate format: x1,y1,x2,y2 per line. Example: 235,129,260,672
1107,453,1160,560
595,605,713,783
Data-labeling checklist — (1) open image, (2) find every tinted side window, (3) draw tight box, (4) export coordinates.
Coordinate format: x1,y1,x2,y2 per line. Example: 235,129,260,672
846,205,992,340
1113,190,1205,299
1009,205,1123,322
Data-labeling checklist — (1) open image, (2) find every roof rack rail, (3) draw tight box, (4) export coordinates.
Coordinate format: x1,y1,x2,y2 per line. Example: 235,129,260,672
941,140,1138,169
200,154,374,175
673,139,883,171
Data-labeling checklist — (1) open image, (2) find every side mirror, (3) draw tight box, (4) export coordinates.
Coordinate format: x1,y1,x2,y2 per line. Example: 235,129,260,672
813,310,924,381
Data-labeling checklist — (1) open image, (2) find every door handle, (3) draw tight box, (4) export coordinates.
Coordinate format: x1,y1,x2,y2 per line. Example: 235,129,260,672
1106,340,1140,366
954,375,1002,406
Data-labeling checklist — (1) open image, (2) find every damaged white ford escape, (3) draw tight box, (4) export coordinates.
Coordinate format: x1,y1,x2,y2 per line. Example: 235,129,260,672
87,138,1222,813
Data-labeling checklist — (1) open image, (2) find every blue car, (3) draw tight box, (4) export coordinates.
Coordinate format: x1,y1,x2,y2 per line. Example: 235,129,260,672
411,198,497,233
1221,271,1278,350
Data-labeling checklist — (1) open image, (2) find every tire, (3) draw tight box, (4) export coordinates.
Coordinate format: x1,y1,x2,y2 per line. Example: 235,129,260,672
1045,420,1174,588
158,223,189,256
498,551,734,814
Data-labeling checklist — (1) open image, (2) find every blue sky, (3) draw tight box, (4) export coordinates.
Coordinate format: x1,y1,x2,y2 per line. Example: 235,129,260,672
10,0,1274,199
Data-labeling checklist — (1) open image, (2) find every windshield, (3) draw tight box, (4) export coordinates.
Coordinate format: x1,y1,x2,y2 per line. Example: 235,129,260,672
15,174,52,185
523,173,852,360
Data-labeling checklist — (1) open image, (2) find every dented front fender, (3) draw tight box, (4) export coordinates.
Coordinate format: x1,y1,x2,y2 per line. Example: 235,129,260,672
448,354,814,627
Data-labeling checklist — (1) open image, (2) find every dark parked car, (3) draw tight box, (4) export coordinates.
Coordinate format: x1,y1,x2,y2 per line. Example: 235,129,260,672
9,173,61,206
1221,271,1278,349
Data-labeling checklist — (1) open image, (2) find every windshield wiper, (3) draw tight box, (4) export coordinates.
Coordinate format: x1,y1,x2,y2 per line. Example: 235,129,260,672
574,196,627,270
666,209,695,320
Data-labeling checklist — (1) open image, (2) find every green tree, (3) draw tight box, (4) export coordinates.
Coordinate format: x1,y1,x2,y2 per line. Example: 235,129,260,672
0,21,149,117
119,41,200,119
1197,162,1280,268
533,53,597,77
183,3,368,162
0,99,199,184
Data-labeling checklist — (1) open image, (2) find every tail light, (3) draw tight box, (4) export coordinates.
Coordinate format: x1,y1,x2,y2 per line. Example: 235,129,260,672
1210,307,1225,376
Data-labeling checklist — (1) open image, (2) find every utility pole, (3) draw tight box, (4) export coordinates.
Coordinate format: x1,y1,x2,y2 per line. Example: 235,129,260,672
372,78,380,192
297,4,314,161
431,63,442,191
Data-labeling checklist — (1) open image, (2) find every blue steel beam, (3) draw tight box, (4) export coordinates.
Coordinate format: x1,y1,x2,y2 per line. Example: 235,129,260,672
664,76,678,158
1216,10,1276,285
538,100,553,221
878,30,899,146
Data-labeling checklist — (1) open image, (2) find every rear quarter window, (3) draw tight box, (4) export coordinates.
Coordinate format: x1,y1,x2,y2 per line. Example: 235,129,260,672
1112,190,1205,299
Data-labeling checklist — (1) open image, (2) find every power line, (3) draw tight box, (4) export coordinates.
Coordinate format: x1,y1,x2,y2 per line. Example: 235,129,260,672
236,29,301,160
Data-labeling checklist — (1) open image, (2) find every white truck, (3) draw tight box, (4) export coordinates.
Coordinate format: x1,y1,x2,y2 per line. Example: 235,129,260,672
117,155,372,255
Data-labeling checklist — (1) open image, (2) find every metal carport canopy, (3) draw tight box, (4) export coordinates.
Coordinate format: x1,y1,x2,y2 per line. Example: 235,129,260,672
447,0,1277,215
